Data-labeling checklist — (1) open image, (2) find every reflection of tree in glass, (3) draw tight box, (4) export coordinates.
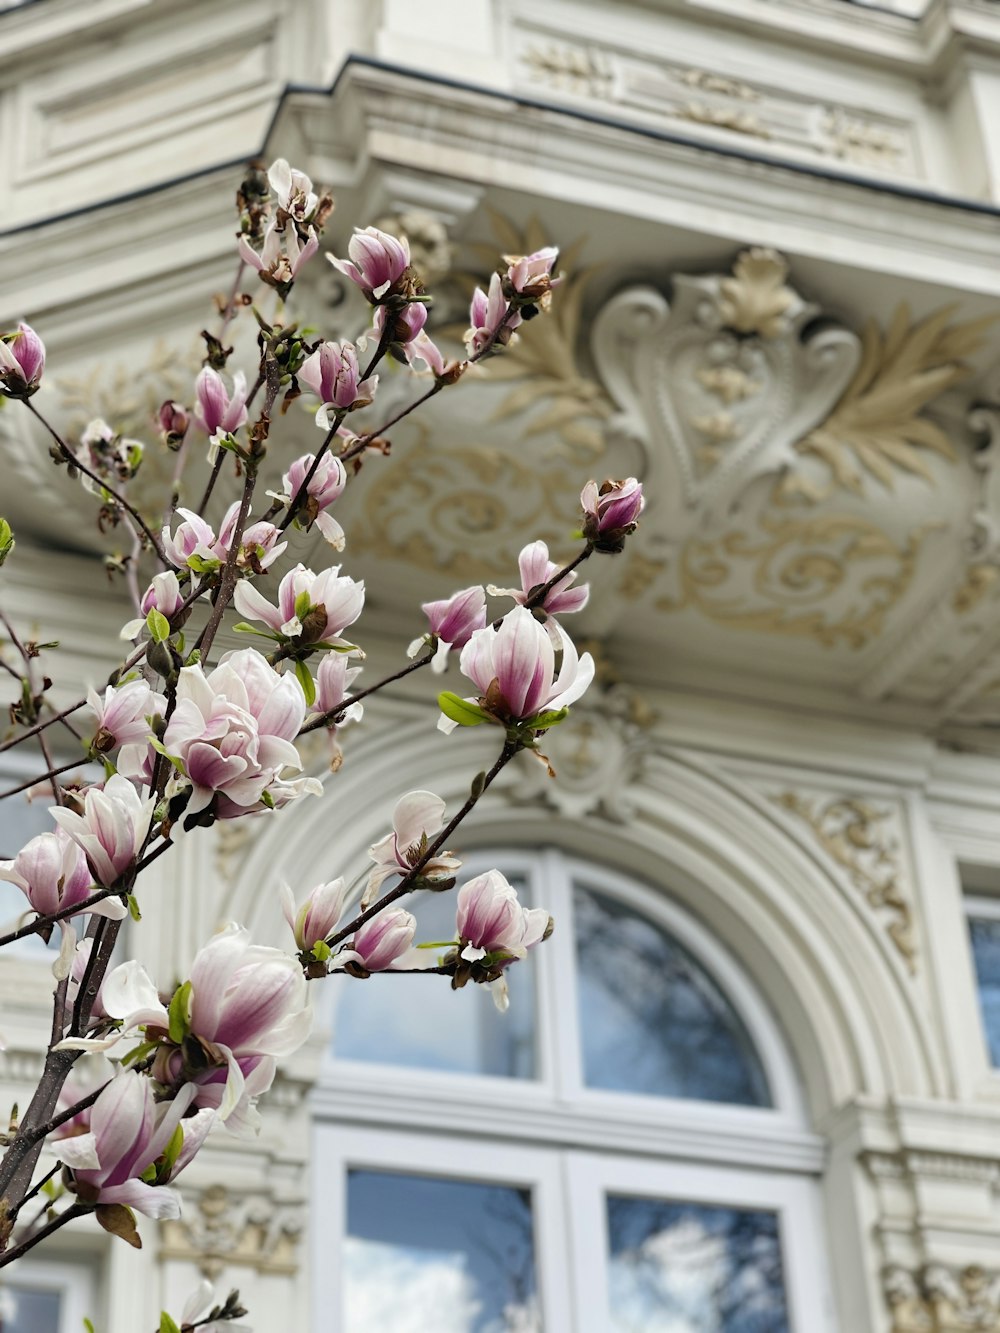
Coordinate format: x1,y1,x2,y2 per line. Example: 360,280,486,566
606,1196,789,1333
574,887,770,1106
969,918,1000,1066
346,1171,539,1333
333,879,536,1079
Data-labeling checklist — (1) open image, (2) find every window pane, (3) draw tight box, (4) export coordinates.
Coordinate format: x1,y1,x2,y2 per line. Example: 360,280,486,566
574,887,771,1106
332,882,536,1079
344,1170,540,1332
969,915,1000,1065
606,1195,789,1333
0,1283,62,1333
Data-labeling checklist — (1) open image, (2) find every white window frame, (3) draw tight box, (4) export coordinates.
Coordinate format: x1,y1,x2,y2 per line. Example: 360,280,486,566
313,847,832,1331
964,893,1000,1071
0,1252,99,1333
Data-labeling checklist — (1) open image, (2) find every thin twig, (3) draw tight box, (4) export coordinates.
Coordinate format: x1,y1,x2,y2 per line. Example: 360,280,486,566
0,700,88,755
7,1163,60,1223
323,741,518,951
297,651,434,736
26,403,169,566
0,759,91,802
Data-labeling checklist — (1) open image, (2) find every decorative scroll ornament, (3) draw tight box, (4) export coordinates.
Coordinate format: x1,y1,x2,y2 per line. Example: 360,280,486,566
160,1183,303,1279
351,428,572,580
657,513,938,649
592,247,861,538
771,791,915,967
499,645,654,822
884,1264,1000,1333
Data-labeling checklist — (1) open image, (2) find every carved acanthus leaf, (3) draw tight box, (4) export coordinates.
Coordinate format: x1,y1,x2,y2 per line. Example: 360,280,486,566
785,304,994,499
449,213,613,457
717,248,796,339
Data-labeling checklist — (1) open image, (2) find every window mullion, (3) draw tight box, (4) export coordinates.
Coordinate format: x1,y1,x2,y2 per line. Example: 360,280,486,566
538,847,585,1102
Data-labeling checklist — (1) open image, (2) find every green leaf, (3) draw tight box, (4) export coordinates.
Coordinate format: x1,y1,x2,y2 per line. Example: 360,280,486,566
145,609,170,643
160,1314,181,1333
526,707,568,732
232,622,281,641
121,1039,157,1068
0,518,13,566
260,789,274,809
160,1122,184,1176
167,980,192,1044
437,692,491,727
84,1319,97,1333
294,658,316,707
294,589,313,621
148,737,187,774
311,939,331,962
126,893,141,922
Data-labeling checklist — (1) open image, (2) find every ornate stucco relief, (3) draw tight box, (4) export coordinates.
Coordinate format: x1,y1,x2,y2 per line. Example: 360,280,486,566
884,1263,1000,1333
514,37,921,177
770,791,915,966
160,1183,303,1279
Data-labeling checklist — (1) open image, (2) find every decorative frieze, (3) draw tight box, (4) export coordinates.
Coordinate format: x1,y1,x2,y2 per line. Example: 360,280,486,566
885,1263,1000,1333
515,37,921,179
160,1183,304,1279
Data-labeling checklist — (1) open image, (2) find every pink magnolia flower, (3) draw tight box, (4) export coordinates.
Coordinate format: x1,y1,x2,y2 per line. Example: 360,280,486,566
456,869,550,963
465,273,522,357
158,400,189,448
161,508,218,571
328,225,410,300
121,570,187,640
365,790,460,905
179,1281,250,1333
233,563,364,647
441,605,594,732
409,585,487,672
0,828,123,921
156,924,312,1130
504,246,561,306
489,541,589,619
193,367,248,439
276,451,347,549
298,341,377,427
311,653,363,723
0,322,45,396
267,158,318,222
337,908,417,972
213,502,287,572
581,477,645,550
87,680,166,766
238,220,318,289
54,1073,213,1219
51,776,155,889
281,878,348,952
162,650,306,816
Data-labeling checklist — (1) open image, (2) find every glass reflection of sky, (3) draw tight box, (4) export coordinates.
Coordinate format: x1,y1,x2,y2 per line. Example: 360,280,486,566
0,789,63,960
0,1282,62,1333
332,880,536,1079
345,1171,540,1332
606,1196,789,1333
574,887,771,1106
969,916,1000,1065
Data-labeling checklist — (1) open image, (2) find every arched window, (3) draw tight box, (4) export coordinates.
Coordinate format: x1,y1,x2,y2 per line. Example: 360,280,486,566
313,849,832,1332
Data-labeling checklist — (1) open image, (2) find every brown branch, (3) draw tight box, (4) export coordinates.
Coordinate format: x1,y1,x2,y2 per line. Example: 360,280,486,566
0,1203,87,1268
0,758,92,803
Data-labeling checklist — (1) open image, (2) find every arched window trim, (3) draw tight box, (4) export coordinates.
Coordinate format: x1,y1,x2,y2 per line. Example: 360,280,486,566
315,846,820,1175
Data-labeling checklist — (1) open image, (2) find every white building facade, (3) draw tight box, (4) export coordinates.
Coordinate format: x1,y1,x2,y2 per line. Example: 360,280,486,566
5,1,1000,1330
